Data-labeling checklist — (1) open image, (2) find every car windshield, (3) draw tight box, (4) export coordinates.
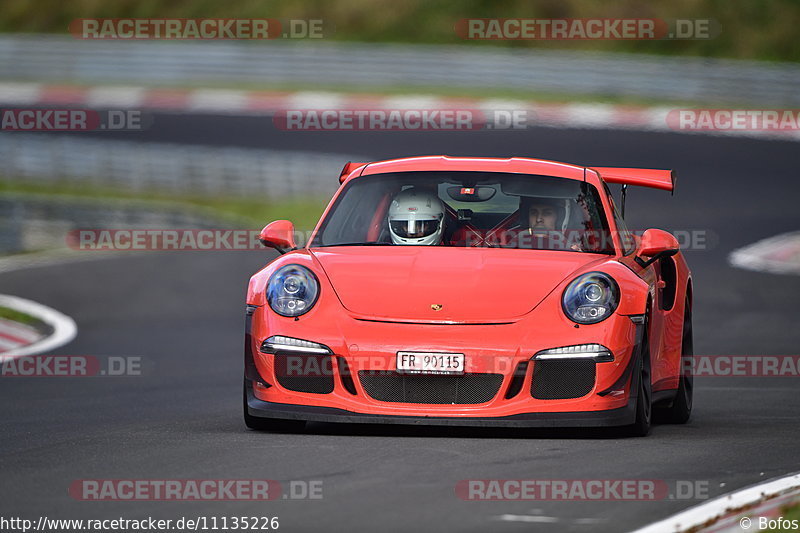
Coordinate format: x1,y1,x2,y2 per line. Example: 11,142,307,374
311,171,615,253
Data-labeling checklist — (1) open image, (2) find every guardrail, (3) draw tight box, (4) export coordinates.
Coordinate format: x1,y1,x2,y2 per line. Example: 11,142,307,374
0,193,236,253
0,133,361,199
0,132,361,253
1,34,799,106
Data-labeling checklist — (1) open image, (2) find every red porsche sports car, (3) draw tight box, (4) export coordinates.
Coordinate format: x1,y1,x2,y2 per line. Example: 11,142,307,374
243,156,693,436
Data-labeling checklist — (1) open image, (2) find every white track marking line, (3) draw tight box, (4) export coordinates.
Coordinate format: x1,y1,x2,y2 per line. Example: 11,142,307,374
0,295,77,359
729,231,800,275
575,518,605,525
629,472,800,533
493,514,560,523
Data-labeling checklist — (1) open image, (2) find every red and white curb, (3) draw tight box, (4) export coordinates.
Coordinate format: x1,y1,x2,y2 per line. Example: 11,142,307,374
729,231,800,275
0,294,77,359
0,317,41,352
630,472,800,533
1,82,800,141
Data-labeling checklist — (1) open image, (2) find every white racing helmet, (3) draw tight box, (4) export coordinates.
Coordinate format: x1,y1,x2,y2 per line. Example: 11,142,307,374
388,188,445,245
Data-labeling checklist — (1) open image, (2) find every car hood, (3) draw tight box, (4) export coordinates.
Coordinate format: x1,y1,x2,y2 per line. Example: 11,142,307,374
310,246,609,323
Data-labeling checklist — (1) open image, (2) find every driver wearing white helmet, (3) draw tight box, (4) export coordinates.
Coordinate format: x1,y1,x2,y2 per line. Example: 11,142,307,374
387,188,445,245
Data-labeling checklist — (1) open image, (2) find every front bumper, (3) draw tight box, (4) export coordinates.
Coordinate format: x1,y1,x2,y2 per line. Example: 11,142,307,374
244,305,645,427
244,380,637,427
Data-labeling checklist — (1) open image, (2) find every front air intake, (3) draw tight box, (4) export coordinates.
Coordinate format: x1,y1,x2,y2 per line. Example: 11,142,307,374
358,371,503,404
530,360,596,400
273,353,335,394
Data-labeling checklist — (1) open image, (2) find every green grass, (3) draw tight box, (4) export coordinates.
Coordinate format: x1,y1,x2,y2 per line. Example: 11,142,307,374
0,306,40,326
0,179,329,231
2,0,800,62
785,502,800,520
768,500,800,531
783,501,800,521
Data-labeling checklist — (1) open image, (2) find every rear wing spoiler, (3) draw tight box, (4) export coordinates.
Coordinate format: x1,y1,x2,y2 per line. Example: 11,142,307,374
339,161,369,183
591,167,676,193
339,162,674,192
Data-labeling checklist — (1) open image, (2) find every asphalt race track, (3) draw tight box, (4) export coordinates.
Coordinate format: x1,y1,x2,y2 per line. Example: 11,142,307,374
2,115,800,532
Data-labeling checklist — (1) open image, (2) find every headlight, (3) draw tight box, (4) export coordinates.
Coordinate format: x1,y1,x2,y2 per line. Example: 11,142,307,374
267,265,319,317
562,272,619,324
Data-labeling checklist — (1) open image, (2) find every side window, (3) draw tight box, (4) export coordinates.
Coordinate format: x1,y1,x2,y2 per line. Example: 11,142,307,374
603,183,635,255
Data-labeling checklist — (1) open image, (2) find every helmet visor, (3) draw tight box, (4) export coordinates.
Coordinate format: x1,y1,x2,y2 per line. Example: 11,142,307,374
390,218,440,239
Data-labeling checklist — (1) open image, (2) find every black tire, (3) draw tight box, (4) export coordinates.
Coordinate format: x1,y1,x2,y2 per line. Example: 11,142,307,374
656,297,694,424
243,382,306,432
623,319,653,437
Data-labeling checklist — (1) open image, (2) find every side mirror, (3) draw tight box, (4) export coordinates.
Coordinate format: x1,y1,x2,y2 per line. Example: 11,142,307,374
635,229,679,267
259,220,297,254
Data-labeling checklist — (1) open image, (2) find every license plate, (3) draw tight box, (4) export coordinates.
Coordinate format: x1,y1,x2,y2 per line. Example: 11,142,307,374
396,352,465,375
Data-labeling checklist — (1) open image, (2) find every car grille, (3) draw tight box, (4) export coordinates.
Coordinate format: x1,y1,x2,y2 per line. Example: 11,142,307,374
357,371,503,404
530,360,596,399
273,353,335,394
